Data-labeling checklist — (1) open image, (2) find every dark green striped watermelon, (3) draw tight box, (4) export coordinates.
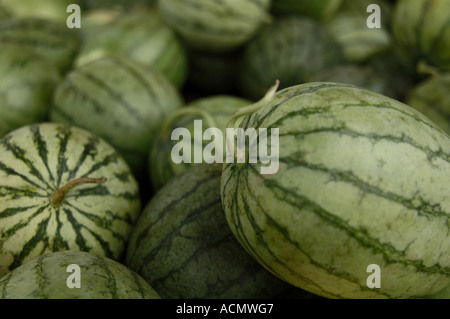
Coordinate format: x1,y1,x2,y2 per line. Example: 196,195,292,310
0,250,160,299
0,0,74,22
0,123,141,278
76,9,188,88
239,16,343,101
406,73,450,135
271,0,343,21
392,0,450,73
157,0,271,53
148,95,250,190
221,82,450,299
50,56,183,175
0,18,81,74
126,163,314,299
0,45,61,138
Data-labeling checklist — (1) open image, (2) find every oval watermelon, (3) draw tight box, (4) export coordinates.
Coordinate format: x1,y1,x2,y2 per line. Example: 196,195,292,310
157,0,271,53
239,16,343,100
126,163,311,299
50,56,184,175
0,250,160,299
148,95,250,190
0,123,141,278
76,9,188,88
392,0,450,73
0,45,61,138
406,73,450,135
0,18,81,74
221,82,450,299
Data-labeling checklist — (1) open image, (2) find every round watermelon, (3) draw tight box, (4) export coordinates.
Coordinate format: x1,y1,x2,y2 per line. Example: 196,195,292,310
76,9,188,88
157,0,272,53
148,95,250,190
239,16,343,100
0,18,81,74
221,82,450,299
0,123,141,278
406,73,450,135
126,163,309,299
0,0,74,22
0,45,61,138
50,56,184,175
0,250,160,299
392,0,450,73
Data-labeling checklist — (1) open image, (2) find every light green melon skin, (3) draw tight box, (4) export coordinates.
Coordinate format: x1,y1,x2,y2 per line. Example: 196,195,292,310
0,250,160,299
406,73,450,136
392,0,450,73
76,10,188,88
325,12,391,63
221,82,450,299
0,18,80,74
0,123,141,278
0,0,73,22
0,45,61,138
148,95,250,190
158,0,271,53
51,56,183,175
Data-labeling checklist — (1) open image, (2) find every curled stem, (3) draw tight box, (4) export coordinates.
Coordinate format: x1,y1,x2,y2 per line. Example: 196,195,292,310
51,177,107,207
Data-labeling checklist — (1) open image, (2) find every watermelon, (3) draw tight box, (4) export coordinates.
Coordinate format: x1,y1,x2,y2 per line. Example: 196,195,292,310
0,250,160,299
271,0,343,21
392,0,450,73
0,0,74,22
50,56,183,175
0,4,10,21
126,163,311,299
325,11,391,63
406,73,450,135
76,9,188,88
239,16,343,101
0,123,141,278
157,0,272,53
429,284,450,299
148,95,250,190
221,82,450,299
0,18,81,74
0,45,61,138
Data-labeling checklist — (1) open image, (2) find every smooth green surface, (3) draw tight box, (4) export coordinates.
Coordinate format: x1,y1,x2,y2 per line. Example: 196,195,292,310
221,82,450,299
0,250,160,299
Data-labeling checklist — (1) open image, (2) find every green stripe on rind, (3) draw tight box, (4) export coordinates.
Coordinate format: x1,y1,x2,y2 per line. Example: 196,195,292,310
221,82,450,299
0,123,141,277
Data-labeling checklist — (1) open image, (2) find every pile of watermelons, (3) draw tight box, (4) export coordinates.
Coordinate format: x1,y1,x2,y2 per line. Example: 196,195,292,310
0,0,449,300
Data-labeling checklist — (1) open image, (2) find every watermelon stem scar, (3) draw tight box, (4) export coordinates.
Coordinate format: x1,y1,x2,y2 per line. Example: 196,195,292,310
226,80,280,161
51,177,107,207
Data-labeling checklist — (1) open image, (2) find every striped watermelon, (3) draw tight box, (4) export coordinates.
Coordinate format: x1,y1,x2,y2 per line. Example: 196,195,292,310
76,9,188,88
126,163,311,299
0,123,141,278
0,0,74,22
0,45,61,138
325,11,391,63
392,0,450,73
0,250,160,299
157,0,271,53
0,18,80,74
239,16,343,101
148,95,250,190
271,0,343,21
50,56,183,175
221,82,450,299
406,73,450,135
